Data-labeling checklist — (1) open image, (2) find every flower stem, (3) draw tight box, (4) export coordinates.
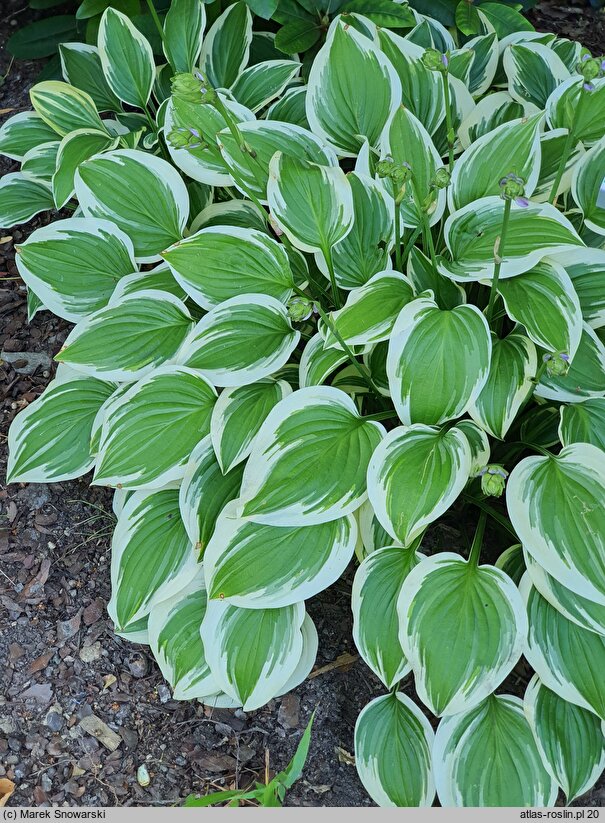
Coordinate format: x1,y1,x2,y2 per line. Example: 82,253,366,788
547,127,575,206
321,243,341,309
485,197,512,325
144,0,165,43
442,72,455,172
463,494,518,540
394,200,402,271
468,510,487,567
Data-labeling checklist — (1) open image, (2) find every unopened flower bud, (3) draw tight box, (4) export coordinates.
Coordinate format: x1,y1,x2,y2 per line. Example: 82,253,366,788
422,48,448,73
376,158,396,179
500,172,526,203
577,55,602,83
433,168,451,189
543,351,570,378
479,465,509,498
287,296,314,322
171,72,204,103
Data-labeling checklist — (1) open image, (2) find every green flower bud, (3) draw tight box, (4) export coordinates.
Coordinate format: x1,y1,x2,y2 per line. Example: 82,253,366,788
171,72,204,104
499,172,527,203
543,351,570,378
433,168,451,189
479,465,509,498
376,158,397,179
577,56,602,83
422,48,448,73
287,296,315,322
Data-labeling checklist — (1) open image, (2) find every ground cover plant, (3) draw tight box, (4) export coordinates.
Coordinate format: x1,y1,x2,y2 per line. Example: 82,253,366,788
2,0,605,807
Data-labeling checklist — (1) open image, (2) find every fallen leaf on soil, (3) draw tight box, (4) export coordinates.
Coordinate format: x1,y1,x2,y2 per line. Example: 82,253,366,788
102,674,117,691
21,557,51,599
191,752,237,772
335,746,355,766
57,610,82,641
27,651,53,674
79,714,122,752
309,652,359,679
0,778,15,807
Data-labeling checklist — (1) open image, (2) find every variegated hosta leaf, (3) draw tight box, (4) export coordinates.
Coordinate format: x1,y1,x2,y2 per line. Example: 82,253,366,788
533,129,585,203
546,76,605,146
29,81,106,137
178,436,243,554
440,197,584,282
434,694,558,807
357,499,393,558
148,565,220,701
572,137,605,237
108,487,197,632
115,614,149,645
162,226,293,310
189,199,265,235
15,217,136,322
94,365,216,489
314,171,393,290
7,371,115,484
524,548,605,637
218,120,337,204
449,114,542,211
367,425,471,547
521,576,605,719
59,43,121,113
377,30,444,136
380,105,445,229
162,0,205,73
164,94,254,187
554,249,605,330
495,544,526,586
231,60,300,112
200,1,252,89
524,675,605,804
306,18,401,157
238,386,384,526
352,546,420,689
267,87,308,129
536,324,605,404
503,42,570,109
0,173,54,230
298,332,349,389
0,111,58,161
110,264,187,302
267,152,354,254
55,290,194,382
406,247,465,311
455,420,490,476
75,149,189,263
322,271,414,349
399,553,527,716
466,32,499,97
458,90,528,149
21,141,60,186
210,379,291,473
497,260,583,358
469,332,537,440
178,295,299,387
204,499,356,608
387,297,491,425
98,8,155,109
559,398,605,451
200,600,306,710
354,693,435,807
508,444,605,606
52,128,117,210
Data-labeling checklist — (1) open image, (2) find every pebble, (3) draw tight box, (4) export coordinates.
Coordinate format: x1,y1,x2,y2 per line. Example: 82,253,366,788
128,656,148,678
136,765,150,787
40,774,52,793
78,642,102,663
45,711,64,733
157,684,171,704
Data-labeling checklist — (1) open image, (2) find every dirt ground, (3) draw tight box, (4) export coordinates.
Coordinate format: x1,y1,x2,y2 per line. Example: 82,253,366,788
1,0,605,808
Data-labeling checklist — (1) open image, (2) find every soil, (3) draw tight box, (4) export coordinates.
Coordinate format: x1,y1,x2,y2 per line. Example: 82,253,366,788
1,0,605,809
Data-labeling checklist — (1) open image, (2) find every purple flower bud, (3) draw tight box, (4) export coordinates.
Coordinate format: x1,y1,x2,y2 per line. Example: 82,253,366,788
189,128,201,139
582,53,591,62
515,196,529,207
441,53,449,68
584,81,595,92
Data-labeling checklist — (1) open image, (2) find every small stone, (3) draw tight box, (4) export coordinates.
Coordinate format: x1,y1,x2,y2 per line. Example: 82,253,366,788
128,655,148,678
78,714,121,752
57,612,81,641
78,642,102,663
0,718,16,735
119,728,138,750
278,693,300,729
136,765,150,787
157,684,171,703
21,683,53,704
0,351,51,375
83,599,104,626
40,774,52,793
45,711,64,733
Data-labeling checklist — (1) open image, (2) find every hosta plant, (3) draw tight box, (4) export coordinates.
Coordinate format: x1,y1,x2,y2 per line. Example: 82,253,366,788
3,0,605,807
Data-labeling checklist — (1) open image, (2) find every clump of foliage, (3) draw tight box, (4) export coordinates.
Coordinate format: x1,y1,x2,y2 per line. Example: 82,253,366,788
2,0,605,808
184,713,314,806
